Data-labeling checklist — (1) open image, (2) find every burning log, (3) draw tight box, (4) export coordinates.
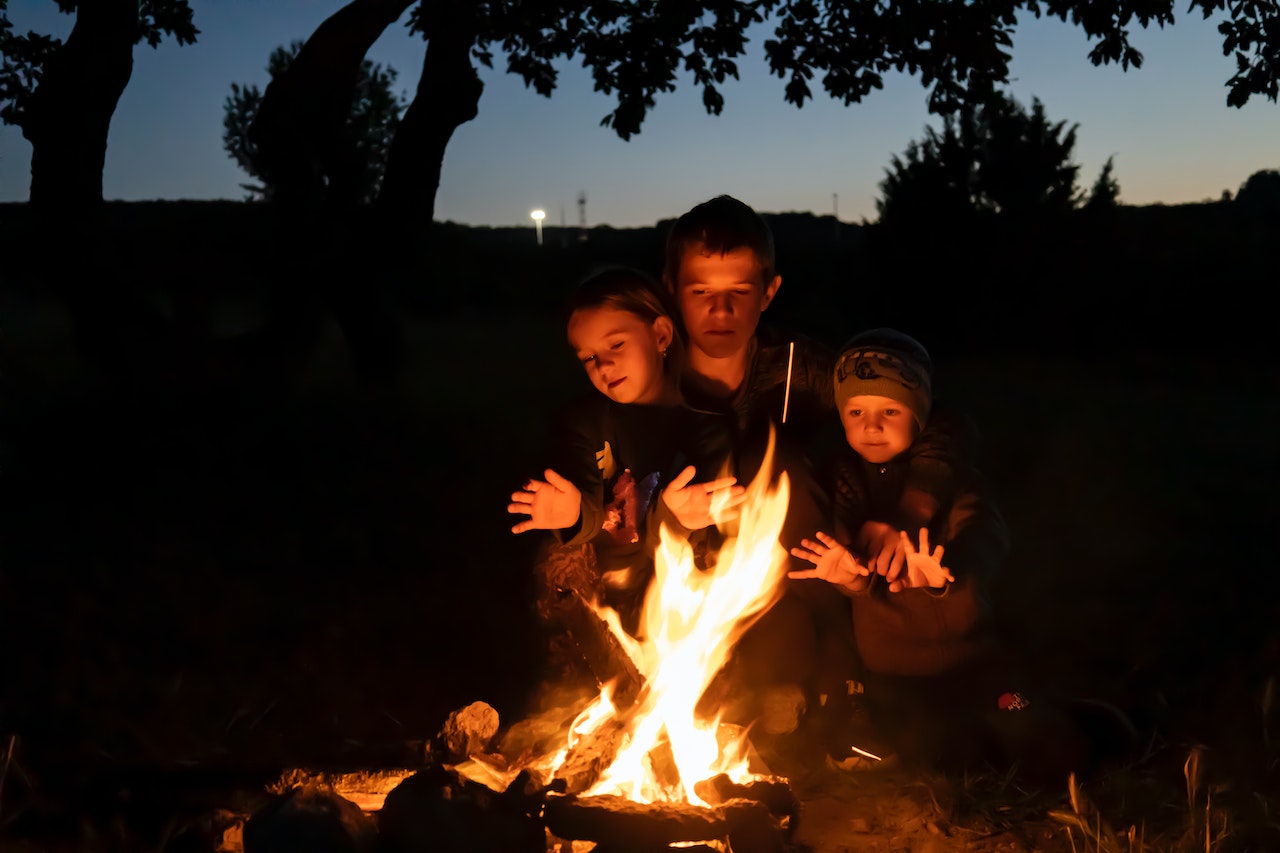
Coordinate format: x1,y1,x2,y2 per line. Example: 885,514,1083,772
542,792,787,852
551,588,645,709
692,772,799,826
552,716,630,795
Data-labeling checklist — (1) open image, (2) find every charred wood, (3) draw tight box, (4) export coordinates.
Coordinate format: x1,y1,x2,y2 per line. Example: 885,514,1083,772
552,717,630,795
693,772,800,828
377,764,545,853
552,590,644,710
243,781,378,853
542,793,785,851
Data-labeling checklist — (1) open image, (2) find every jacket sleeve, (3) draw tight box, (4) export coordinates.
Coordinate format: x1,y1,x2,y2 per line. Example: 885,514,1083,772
545,399,608,547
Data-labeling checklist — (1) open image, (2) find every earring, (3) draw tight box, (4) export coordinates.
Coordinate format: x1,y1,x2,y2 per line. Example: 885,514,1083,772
660,349,668,359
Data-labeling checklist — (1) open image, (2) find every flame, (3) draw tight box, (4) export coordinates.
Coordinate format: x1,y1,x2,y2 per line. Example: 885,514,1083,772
548,431,793,804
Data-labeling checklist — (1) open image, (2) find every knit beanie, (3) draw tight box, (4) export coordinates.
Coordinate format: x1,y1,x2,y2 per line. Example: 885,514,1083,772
833,328,933,429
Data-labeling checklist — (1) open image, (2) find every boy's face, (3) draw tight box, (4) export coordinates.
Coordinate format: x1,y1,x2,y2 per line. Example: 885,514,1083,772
671,244,780,360
839,395,919,464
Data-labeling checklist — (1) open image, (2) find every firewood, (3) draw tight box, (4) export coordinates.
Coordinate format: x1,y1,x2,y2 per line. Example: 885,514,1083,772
542,793,785,850
552,590,645,710
692,772,799,825
552,717,630,795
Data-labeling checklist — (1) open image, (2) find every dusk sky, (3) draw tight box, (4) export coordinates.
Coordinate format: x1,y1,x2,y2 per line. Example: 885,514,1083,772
1,1,1276,228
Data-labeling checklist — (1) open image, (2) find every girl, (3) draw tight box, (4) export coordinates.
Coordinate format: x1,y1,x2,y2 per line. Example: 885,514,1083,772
507,266,737,648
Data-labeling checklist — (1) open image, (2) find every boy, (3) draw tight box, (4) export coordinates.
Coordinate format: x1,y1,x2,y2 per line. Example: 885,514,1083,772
790,328,1129,781
652,195,853,741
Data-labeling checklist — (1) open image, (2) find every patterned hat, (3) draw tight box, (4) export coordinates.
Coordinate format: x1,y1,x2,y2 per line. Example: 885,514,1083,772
833,328,932,428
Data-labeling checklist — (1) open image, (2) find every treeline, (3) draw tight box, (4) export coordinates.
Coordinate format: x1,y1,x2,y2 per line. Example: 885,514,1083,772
0,199,1274,361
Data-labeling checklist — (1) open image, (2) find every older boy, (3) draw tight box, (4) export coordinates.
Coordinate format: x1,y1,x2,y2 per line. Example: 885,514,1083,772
652,195,854,741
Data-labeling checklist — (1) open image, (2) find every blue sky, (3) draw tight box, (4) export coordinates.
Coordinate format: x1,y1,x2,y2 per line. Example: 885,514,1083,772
1,1,1276,227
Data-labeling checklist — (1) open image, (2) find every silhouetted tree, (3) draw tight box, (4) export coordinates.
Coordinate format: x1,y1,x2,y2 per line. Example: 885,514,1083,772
1084,155,1122,211
1234,168,1280,219
0,0,197,209
223,41,405,204
246,0,416,213
875,93,1084,224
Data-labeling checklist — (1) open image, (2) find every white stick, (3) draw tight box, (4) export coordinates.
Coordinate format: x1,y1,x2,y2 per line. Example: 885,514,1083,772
781,341,795,424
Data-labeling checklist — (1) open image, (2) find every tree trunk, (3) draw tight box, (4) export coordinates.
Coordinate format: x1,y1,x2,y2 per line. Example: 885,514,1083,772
377,0,484,224
24,0,138,210
246,0,418,390
249,0,416,210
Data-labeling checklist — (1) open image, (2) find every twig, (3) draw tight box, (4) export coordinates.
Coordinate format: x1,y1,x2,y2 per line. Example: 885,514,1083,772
781,341,794,424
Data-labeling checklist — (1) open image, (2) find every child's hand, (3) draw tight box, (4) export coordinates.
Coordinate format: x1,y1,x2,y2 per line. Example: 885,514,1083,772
789,531,870,591
661,465,744,530
508,468,582,534
858,520,907,579
889,527,954,591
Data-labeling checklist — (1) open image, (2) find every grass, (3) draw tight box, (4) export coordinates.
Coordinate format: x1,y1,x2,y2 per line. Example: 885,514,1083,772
1,306,1278,850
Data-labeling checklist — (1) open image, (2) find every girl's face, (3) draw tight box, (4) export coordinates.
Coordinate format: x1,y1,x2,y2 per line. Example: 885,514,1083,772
567,305,675,405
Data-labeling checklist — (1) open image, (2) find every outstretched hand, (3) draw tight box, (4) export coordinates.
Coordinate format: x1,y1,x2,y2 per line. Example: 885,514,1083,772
890,527,954,592
858,520,907,580
661,465,745,530
508,468,582,534
789,531,870,592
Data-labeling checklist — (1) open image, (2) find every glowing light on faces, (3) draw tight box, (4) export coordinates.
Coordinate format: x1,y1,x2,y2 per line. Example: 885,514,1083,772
567,305,669,405
839,395,918,464
674,246,778,361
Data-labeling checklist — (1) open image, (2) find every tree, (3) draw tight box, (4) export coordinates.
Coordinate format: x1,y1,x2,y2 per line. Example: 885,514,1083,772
1234,168,1280,218
0,0,197,209
1084,155,1122,211
223,41,405,204
874,92,1087,224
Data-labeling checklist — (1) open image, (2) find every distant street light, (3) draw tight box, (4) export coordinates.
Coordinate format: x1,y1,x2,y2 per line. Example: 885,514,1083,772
531,209,546,246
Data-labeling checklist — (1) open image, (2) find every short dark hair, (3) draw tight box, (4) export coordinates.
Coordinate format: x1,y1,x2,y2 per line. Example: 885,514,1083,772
662,195,776,287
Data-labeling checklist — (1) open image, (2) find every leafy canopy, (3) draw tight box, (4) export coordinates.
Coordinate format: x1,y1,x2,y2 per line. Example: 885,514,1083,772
0,0,197,129
407,0,1279,141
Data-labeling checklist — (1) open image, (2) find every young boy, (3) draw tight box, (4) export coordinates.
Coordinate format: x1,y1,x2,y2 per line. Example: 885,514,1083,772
652,195,854,740
790,328,1130,781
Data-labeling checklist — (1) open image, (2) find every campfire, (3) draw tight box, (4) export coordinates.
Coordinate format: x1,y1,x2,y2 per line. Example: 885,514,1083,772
259,436,802,852
455,433,799,848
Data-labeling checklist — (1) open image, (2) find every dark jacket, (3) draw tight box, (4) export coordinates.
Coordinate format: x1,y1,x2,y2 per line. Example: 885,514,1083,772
826,420,1011,678
546,393,730,581
648,326,836,567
